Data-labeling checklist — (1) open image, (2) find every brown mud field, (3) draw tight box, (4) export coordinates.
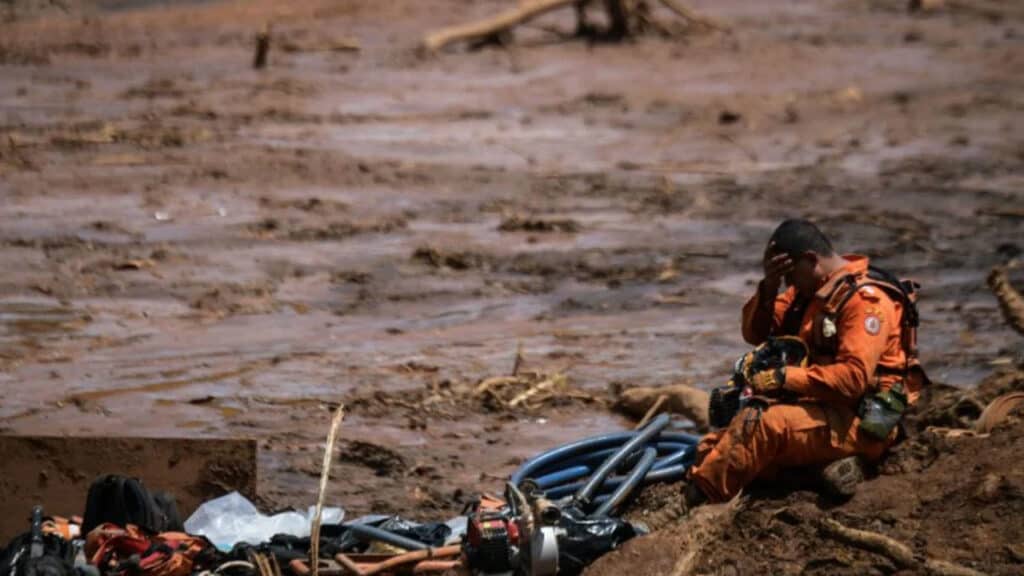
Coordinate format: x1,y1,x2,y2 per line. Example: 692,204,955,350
1,0,1023,573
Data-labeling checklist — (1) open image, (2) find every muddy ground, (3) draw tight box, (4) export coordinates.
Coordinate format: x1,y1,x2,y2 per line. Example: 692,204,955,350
1,0,1022,555
591,369,1024,576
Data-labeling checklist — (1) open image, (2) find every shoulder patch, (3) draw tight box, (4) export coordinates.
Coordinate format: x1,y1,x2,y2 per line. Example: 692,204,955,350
864,314,882,335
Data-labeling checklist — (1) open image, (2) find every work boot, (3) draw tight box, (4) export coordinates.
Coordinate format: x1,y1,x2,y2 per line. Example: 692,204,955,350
821,456,865,499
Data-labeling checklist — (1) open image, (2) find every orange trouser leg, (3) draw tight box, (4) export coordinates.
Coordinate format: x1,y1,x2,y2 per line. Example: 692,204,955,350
689,403,885,503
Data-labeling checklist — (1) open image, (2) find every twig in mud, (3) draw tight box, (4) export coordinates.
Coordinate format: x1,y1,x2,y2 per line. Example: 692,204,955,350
254,23,271,69
311,404,346,576
512,340,525,376
636,394,668,429
475,375,521,395
819,518,987,576
987,266,1024,336
509,374,567,407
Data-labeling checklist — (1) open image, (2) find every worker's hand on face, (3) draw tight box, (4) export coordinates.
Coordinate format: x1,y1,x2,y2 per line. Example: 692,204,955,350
749,367,785,395
762,241,793,295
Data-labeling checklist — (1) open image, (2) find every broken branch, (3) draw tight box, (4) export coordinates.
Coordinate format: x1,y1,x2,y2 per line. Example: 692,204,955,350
422,0,578,52
509,374,567,407
988,266,1024,336
311,404,346,576
636,394,669,429
819,518,986,576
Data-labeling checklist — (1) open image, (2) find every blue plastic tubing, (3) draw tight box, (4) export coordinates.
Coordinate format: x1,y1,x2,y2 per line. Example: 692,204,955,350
574,414,671,504
592,446,658,517
511,416,701,514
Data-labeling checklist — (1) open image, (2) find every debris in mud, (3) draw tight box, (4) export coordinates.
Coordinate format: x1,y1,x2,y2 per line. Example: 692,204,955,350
338,440,408,477
412,244,680,287
0,42,50,65
411,246,485,271
188,284,277,316
258,195,349,214
718,109,742,125
279,33,361,54
421,0,725,52
246,216,406,241
988,265,1024,336
614,382,710,430
253,23,271,69
344,370,607,423
497,215,581,233
121,77,188,100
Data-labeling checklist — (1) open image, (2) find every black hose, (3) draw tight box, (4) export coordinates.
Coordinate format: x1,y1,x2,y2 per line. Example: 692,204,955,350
344,523,428,551
590,446,657,517
574,413,670,506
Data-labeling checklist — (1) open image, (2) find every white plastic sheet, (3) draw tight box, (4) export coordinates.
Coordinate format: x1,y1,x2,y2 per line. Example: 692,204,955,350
184,492,344,549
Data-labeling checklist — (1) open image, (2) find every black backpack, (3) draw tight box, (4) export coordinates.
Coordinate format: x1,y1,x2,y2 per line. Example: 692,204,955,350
81,476,183,535
0,508,75,576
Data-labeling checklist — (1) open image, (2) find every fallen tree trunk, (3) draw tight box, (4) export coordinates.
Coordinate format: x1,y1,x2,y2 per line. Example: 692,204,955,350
423,0,579,52
988,266,1024,336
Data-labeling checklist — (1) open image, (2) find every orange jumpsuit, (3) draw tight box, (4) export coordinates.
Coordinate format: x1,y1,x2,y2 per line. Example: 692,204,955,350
690,255,914,503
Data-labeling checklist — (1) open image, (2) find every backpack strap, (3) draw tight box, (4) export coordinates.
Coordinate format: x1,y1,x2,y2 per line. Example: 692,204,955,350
814,266,930,399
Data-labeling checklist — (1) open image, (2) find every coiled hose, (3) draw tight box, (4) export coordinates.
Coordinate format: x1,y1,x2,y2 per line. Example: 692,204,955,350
511,414,700,517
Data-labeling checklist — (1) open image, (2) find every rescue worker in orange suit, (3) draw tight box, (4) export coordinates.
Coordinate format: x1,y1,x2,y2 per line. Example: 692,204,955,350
686,219,927,505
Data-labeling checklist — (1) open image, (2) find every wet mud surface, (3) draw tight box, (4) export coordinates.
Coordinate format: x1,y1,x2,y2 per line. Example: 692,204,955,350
1,0,1023,523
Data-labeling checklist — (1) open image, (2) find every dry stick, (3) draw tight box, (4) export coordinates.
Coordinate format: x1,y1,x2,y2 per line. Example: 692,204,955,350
635,394,669,429
512,340,525,376
819,518,988,576
475,375,520,395
987,266,1024,336
657,0,728,31
508,374,567,407
253,23,271,69
311,405,347,576
422,0,580,52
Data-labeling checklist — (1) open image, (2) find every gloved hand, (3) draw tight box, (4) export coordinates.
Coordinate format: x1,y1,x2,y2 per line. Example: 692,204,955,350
749,367,785,394
733,350,757,383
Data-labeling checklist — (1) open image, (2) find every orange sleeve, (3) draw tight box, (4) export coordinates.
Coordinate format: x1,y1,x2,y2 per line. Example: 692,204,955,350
784,290,895,407
741,282,795,345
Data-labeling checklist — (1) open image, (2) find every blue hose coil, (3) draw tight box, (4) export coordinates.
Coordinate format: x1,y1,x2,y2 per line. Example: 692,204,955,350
511,418,702,514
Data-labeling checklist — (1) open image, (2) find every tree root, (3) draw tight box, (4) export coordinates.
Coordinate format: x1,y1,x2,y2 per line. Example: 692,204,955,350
819,518,988,576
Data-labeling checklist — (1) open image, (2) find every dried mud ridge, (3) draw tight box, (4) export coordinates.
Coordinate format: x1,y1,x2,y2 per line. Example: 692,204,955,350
587,368,1024,576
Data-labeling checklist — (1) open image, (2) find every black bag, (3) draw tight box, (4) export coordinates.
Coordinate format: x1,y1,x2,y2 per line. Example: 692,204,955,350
0,508,75,576
81,476,183,534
